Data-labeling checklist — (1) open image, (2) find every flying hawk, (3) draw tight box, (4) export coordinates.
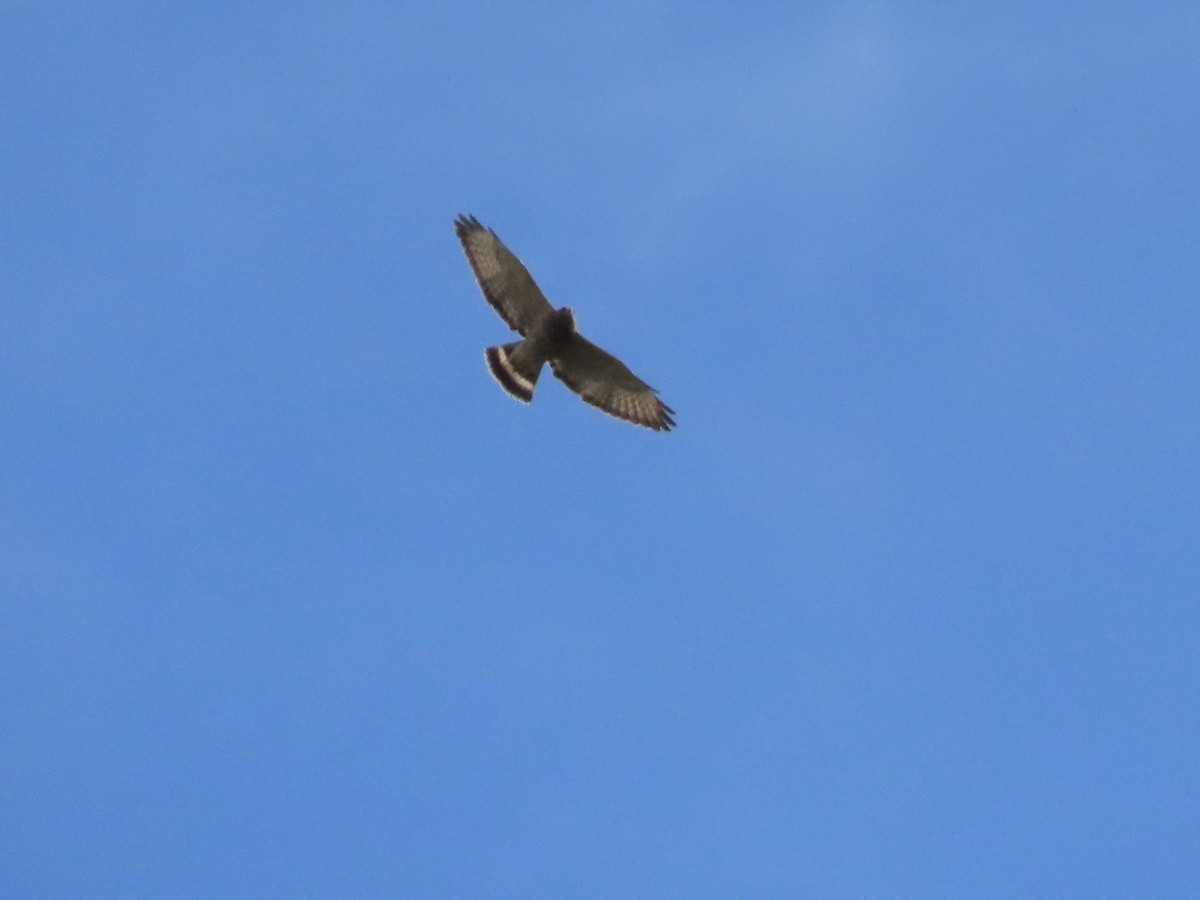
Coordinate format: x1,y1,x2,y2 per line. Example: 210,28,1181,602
455,214,675,432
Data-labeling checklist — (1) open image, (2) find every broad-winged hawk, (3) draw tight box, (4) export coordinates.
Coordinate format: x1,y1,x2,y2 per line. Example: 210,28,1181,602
454,214,675,432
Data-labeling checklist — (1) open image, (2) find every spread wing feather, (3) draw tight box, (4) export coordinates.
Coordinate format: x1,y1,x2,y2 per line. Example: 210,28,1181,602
550,334,675,432
454,215,553,336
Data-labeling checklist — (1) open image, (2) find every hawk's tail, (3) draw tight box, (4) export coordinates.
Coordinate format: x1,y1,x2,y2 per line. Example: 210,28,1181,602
485,340,543,404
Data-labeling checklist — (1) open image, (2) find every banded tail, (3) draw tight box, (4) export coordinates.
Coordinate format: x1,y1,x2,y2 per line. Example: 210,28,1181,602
485,340,544,403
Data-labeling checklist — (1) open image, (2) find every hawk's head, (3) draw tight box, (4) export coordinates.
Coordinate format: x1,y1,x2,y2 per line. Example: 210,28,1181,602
548,306,576,342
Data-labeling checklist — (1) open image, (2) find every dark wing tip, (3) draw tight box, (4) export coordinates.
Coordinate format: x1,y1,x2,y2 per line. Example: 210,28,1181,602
646,398,675,431
453,213,484,238
657,402,676,431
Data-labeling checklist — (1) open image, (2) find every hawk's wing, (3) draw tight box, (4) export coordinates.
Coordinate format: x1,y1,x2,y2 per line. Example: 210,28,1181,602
550,334,675,432
454,215,554,336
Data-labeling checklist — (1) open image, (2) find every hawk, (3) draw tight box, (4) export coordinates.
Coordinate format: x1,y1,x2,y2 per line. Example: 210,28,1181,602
454,214,676,432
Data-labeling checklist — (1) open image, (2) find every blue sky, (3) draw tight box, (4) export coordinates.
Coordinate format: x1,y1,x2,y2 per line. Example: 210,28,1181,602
3,3,1198,897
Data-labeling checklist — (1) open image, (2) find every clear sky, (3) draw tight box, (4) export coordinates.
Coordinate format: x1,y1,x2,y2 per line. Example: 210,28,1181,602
3,3,1198,897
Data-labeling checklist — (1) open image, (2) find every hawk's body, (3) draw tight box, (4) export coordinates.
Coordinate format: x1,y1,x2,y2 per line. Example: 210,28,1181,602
454,215,675,432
